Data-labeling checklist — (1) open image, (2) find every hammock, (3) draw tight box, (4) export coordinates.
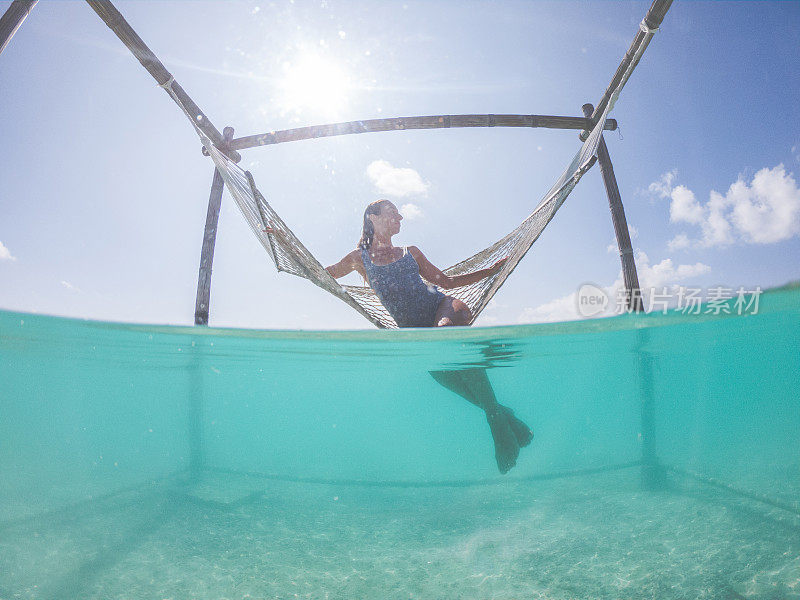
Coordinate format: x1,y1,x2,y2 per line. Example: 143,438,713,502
198,106,604,328
162,18,652,328
201,113,607,329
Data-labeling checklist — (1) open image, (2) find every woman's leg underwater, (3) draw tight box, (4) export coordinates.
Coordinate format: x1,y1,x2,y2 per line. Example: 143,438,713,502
429,367,533,474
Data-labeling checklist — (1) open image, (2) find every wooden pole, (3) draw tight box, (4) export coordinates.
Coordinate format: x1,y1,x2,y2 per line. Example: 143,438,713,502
188,126,234,484
85,0,240,162
0,0,37,56
580,0,673,140
582,103,643,312
194,126,234,326
593,0,673,120
230,114,618,151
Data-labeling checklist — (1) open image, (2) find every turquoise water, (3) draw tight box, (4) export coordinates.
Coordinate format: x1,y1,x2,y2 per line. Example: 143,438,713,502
1,284,799,599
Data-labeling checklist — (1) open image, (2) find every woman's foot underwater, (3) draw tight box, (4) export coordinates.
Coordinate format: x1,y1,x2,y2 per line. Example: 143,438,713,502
486,405,534,474
428,368,534,474
485,408,519,474
502,406,534,448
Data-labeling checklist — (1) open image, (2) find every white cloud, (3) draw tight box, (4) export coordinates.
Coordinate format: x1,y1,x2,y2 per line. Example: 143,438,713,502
366,160,429,197
518,250,710,323
61,280,83,293
0,241,16,261
518,292,581,324
700,190,735,247
667,233,691,251
670,185,705,225
649,165,800,248
636,251,711,289
650,172,705,226
475,298,502,325
399,203,423,220
648,169,677,200
728,165,800,243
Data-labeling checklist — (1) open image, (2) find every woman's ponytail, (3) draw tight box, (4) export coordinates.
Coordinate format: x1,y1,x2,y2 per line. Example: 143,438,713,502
358,200,389,250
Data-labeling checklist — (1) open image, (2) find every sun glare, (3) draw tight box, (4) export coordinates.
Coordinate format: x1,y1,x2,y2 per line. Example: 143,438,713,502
279,54,351,118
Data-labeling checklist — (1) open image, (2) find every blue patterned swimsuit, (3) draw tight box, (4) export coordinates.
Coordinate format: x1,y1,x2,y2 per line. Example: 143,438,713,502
361,247,446,327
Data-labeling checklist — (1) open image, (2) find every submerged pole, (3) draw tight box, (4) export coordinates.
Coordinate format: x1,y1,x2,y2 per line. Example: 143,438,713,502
187,349,205,483
580,104,665,488
0,0,37,57
194,126,234,326
635,328,666,490
581,103,665,489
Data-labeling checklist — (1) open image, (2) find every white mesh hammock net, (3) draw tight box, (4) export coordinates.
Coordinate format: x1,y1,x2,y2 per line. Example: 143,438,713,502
164,19,650,328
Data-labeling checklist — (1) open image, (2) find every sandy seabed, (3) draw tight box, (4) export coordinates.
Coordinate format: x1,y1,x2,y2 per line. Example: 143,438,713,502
1,469,798,600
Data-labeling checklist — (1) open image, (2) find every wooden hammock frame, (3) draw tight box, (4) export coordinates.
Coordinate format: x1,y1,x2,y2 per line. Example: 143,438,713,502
0,0,669,324
1,0,674,490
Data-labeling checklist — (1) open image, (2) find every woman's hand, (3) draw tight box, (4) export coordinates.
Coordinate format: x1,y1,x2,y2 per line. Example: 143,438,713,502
489,257,508,275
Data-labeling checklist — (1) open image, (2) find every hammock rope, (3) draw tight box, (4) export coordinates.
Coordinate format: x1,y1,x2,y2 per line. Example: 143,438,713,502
161,17,653,328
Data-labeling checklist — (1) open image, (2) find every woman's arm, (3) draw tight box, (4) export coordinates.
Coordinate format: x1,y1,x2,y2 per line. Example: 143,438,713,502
409,246,506,290
261,225,365,280
325,249,366,279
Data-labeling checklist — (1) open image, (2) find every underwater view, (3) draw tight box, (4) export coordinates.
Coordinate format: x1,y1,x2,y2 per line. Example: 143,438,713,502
1,284,798,599
2,0,799,597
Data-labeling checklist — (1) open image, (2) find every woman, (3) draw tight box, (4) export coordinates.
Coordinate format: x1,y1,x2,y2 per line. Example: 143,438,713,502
325,199,506,328
325,200,531,473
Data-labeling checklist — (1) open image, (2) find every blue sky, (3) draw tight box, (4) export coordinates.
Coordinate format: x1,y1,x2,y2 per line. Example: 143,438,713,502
0,0,798,329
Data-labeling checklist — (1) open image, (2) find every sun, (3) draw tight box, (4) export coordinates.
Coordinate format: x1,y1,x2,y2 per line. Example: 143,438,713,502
278,53,351,118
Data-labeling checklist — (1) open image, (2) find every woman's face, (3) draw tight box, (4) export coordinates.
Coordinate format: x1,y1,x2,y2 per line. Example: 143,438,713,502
371,202,403,236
